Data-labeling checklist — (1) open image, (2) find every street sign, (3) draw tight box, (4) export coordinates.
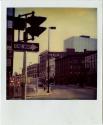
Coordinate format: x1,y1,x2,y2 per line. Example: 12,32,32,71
13,42,39,52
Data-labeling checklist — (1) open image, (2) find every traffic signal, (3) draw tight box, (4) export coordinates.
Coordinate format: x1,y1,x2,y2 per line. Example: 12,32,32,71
26,12,47,39
13,17,26,30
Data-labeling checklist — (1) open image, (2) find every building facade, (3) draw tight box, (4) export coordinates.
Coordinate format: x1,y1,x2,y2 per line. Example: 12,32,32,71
55,49,85,86
55,49,97,87
39,50,68,81
84,51,97,86
27,64,39,78
64,36,97,52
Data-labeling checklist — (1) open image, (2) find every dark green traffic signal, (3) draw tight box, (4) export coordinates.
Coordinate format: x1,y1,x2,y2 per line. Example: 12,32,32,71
13,11,47,39
26,13,47,38
26,26,46,38
13,17,26,30
26,15,46,26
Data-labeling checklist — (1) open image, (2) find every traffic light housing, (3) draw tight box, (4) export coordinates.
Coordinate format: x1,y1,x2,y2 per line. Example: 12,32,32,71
26,26,46,37
26,12,47,39
13,17,26,30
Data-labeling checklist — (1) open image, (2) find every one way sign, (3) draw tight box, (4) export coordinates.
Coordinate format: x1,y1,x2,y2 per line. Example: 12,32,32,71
13,42,39,52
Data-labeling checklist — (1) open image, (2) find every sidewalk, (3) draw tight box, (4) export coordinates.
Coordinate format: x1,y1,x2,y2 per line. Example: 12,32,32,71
26,88,52,99
9,85,96,100
26,85,97,100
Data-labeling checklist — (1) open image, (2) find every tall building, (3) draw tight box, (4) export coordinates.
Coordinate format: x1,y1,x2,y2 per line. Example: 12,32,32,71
7,8,15,99
64,35,97,52
55,49,97,87
39,50,68,81
55,49,85,85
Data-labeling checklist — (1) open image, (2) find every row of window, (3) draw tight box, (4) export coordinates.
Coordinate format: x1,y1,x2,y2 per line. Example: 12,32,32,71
28,74,39,78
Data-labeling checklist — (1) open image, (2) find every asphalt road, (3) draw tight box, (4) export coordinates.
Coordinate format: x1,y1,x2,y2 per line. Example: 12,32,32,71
26,85,97,100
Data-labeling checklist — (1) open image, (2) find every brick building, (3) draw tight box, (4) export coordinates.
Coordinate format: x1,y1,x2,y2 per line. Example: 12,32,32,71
84,50,97,86
55,49,97,87
55,49,85,86
39,50,68,81
27,64,39,78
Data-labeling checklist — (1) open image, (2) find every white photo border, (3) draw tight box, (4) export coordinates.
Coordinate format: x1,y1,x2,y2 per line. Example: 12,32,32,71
1,0,103,125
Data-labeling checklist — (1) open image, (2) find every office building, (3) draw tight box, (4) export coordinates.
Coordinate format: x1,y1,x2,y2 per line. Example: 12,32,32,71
55,49,97,87
27,63,39,78
64,35,97,52
39,50,68,81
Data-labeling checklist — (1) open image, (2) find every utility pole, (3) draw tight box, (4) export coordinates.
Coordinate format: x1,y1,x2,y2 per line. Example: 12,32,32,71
47,27,56,93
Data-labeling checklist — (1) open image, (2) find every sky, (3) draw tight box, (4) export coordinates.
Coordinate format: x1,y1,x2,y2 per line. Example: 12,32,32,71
13,8,97,74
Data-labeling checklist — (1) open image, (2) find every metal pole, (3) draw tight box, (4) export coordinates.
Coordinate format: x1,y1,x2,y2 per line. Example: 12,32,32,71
23,31,27,100
47,28,50,93
47,27,56,93
18,30,20,41
24,14,28,100
18,15,20,42
25,53,27,100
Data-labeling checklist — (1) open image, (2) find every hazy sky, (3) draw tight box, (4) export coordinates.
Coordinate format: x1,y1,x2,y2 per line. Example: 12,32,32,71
13,8,97,74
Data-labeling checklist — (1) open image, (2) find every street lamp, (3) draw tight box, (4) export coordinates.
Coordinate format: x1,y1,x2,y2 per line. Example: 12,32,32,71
47,26,56,93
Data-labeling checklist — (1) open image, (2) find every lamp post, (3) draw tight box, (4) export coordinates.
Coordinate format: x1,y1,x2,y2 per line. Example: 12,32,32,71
47,26,56,93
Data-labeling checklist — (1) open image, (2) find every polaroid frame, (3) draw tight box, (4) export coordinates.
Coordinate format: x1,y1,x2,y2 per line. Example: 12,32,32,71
0,0,102,125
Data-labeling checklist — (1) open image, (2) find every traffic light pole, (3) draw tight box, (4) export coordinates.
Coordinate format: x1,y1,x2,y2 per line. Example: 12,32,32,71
18,15,21,41
24,32,27,100
47,27,56,93
22,32,27,99
18,13,34,100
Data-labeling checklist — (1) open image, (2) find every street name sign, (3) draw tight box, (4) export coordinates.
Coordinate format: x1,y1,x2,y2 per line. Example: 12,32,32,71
13,42,39,52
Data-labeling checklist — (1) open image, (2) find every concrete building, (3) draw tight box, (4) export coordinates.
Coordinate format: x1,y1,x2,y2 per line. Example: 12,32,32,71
27,64,39,78
64,35,97,52
39,50,68,81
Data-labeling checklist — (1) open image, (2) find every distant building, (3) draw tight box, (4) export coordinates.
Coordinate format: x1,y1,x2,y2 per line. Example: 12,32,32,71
55,49,97,87
39,50,68,80
27,64,39,78
64,36,97,52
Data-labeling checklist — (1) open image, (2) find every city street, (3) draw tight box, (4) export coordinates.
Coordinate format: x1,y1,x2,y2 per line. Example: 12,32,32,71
26,85,97,100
